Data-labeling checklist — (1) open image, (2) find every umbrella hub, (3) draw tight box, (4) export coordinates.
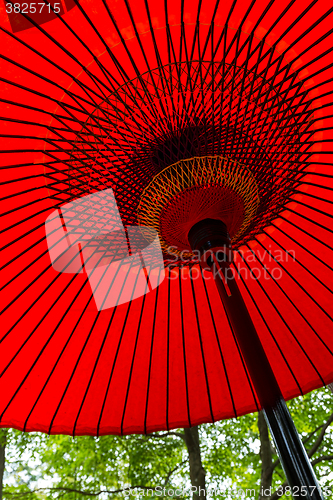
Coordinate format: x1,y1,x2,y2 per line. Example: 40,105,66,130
64,58,308,269
137,155,259,260
187,218,233,266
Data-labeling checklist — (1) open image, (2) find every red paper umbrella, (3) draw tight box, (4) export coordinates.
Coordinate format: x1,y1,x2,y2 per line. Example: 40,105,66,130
0,0,333,494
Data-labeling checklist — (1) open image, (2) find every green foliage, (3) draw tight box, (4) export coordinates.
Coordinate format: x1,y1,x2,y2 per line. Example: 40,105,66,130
200,387,333,498
288,389,333,495
201,411,261,494
2,388,333,500
3,432,186,500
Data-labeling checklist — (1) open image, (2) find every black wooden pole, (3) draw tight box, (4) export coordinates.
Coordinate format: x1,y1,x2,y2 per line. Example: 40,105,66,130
188,219,324,500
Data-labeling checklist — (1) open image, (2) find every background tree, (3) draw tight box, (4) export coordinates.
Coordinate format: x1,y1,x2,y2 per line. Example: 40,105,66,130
1,387,333,500
0,430,7,500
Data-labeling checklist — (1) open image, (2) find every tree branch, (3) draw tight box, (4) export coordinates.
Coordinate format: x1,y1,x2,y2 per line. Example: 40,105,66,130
258,411,273,499
0,430,8,500
4,485,157,498
269,458,280,474
269,481,288,500
184,427,206,499
311,454,333,467
302,424,326,446
308,411,333,459
164,459,187,486
146,432,185,440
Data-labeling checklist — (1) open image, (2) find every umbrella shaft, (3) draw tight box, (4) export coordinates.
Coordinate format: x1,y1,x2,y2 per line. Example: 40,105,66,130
264,400,323,500
212,261,323,500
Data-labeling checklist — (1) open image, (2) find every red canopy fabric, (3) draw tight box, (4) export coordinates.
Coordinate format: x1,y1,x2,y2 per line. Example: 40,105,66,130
0,0,333,436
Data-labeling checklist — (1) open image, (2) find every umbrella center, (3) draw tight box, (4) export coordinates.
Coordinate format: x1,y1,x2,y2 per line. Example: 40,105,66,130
61,58,310,265
137,155,259,258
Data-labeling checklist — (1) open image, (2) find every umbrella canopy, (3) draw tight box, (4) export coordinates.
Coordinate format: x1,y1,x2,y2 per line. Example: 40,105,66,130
0,0,333,436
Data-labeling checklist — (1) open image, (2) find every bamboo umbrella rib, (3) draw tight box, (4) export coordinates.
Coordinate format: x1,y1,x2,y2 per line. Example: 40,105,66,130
232,261,304,395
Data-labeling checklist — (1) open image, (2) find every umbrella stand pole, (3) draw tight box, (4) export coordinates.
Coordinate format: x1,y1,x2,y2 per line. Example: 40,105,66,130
212,258,323,500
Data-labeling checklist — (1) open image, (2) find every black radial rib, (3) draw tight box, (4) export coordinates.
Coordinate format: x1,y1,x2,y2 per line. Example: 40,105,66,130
274,205,333,235
236,249,326,385
166,267,171,431
189,274,215,423
73,265,150,436
199,269,237,418
232,260,304,396
120,276,150,435
258,231,333,296
178,270,191,428
268,223,333,272
250,239,333,324
24,242,126,434
144,270,161,434
243,245,328,384
213,262,260,412
49,253,138,436
1,232,124,393
95,262,145,437
4,0,112,99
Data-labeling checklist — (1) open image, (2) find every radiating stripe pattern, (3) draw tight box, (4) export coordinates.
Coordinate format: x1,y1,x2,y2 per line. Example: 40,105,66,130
0,0,332,435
